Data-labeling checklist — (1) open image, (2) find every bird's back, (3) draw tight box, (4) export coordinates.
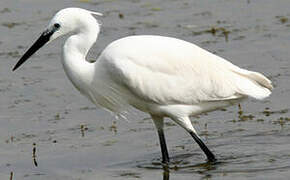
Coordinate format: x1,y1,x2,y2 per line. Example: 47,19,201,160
90,35,272,115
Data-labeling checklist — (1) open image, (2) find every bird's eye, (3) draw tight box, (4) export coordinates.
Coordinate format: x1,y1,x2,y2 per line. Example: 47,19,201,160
54,23,60,29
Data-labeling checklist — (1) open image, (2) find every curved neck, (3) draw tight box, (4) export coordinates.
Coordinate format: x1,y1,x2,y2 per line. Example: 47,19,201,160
62,27,99,94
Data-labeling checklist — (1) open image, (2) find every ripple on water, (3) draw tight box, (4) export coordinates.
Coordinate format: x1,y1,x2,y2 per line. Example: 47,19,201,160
107,147,290,178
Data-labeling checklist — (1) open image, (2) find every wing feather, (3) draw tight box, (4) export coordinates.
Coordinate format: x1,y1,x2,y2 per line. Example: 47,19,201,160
100,35,272,106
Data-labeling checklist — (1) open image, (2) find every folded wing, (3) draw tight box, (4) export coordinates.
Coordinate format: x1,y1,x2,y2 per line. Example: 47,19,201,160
101,36,273,106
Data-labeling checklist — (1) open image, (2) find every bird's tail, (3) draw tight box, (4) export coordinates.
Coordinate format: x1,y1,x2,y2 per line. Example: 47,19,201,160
232,68,273,100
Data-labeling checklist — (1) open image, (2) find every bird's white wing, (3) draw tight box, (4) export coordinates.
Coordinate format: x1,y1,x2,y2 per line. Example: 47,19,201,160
100,35,272,106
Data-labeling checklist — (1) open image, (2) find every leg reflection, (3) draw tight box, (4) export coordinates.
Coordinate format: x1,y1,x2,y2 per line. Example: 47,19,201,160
163,168,170,180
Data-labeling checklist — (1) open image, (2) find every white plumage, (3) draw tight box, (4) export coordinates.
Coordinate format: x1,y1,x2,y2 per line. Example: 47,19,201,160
86,35,272,119
14,8,273,163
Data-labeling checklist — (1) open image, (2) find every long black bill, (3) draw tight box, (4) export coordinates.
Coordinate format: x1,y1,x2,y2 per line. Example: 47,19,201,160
12,27,56,71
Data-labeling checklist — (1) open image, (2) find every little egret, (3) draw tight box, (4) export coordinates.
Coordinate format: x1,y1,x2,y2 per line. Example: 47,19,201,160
13,8,273,163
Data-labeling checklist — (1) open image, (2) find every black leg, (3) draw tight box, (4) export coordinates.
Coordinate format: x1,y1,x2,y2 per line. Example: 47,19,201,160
190,132,216,162
157,129,170,164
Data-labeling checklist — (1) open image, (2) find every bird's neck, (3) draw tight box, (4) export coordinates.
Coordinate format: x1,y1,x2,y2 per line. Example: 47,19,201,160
62,28,99,94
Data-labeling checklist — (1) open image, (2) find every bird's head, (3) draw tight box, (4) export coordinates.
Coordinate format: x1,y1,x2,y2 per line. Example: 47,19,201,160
12,8,102,71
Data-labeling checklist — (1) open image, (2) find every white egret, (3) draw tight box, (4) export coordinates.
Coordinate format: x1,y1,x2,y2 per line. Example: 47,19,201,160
13,8,273,163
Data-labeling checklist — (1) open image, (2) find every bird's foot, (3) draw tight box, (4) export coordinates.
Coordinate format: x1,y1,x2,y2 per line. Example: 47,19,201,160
207,156,218,164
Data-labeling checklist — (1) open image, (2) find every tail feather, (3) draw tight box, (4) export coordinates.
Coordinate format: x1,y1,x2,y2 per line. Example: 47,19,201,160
244,71,273,90
231,68,273,100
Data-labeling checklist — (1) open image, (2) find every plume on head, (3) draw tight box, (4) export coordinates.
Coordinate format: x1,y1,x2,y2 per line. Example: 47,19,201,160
89,10,103,16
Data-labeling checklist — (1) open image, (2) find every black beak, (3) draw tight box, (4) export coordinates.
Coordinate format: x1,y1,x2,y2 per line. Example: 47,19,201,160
12,26,57,71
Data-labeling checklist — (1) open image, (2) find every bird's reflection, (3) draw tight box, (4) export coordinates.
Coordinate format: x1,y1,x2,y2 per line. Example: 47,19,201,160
163,169,170,180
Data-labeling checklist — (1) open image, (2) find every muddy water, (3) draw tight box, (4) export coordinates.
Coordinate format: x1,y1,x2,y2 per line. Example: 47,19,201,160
0,0,290,179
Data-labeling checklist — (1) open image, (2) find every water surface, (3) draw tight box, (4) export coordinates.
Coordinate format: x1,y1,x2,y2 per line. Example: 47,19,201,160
0,0,290,179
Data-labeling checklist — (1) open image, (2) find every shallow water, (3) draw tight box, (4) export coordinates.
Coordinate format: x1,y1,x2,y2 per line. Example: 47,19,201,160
0,0,290,179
